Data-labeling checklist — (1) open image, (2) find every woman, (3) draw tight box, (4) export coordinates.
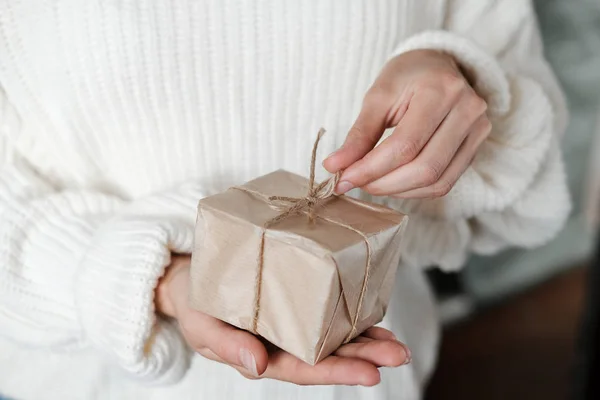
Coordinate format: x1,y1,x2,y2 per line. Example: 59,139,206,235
0,0,570,399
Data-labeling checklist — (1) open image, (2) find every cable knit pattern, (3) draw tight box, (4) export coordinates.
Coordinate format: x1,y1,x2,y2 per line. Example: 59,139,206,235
0,1,569,399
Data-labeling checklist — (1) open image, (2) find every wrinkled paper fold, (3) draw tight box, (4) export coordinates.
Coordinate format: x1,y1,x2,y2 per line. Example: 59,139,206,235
190,170,408,364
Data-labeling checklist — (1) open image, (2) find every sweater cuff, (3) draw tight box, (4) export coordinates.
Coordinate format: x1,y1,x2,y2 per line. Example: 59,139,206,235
75,216,194,384
391,30,510,116
399,214,472,271
471,137,572,254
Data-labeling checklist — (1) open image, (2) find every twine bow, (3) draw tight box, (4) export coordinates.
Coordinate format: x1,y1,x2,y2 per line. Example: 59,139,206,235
234,128,372,344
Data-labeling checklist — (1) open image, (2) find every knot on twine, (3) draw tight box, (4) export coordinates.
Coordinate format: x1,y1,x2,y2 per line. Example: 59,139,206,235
234,128,371,345
258,129,341,223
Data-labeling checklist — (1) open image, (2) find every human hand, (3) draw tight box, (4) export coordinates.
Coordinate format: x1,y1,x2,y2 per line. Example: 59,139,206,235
156,255,410,386
323,49,491,198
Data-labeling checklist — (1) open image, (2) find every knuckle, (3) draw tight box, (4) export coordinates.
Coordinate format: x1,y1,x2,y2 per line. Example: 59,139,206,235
439,71,466,95
180,326,203,351
352,159,378,185
320,361,337,383
476,96,488,114
347,124,366,141
468,94,488,115
364,86,395,107
417,161,444,186
393,139,421,163
431,179,454,197
415,81,444,98
195,347,213,359
347,124,375,148
417,72,465,101
459,94,487,120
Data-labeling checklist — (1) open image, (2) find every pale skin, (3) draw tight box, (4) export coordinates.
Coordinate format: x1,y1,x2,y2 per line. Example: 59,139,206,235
156,49,491,386
323,50,491,197
157,255,410,386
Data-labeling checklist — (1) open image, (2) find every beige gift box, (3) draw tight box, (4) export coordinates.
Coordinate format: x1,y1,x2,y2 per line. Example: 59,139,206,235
190,169,407,365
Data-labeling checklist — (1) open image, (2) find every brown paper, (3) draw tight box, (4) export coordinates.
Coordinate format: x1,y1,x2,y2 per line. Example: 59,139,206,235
190,170,408,365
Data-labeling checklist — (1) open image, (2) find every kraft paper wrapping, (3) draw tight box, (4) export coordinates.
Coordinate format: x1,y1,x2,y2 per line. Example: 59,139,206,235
190,170,408,365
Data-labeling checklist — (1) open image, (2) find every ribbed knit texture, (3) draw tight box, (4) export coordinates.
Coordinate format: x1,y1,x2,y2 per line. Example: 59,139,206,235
0,1,570,399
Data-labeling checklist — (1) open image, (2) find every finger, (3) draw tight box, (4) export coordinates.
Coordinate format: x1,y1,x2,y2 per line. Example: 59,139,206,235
352,336,374,344
338,86,459,193
363,92,486,195
180,311,269,377
362,326,398,341
264,351,381,386
334,339,409,367
200,339,403,383
323,91,390,174
393,115,492,199
198,348,263,380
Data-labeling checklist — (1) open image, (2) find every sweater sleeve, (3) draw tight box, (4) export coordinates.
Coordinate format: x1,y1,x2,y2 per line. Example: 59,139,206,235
0,87,202,384
385,0,571,270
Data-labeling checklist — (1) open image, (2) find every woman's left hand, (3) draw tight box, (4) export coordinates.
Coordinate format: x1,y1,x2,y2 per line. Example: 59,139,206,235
323,49,491,199
157,256,410,386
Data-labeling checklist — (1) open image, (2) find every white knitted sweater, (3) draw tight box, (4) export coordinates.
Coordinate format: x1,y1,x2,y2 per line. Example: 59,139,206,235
0,1,570,399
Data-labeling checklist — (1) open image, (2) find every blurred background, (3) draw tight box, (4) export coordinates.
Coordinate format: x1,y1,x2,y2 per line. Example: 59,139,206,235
425,0,600,398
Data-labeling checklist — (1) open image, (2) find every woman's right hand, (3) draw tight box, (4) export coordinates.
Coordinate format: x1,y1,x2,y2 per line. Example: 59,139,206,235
156,255,410,386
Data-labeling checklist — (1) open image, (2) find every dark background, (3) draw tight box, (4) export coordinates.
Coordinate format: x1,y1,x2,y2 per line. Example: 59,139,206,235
425,1,600,398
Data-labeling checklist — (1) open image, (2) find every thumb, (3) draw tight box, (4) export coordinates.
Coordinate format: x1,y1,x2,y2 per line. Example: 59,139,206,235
177,303,269,377
199,316,269,377
168,266,269,377
322,91,389,174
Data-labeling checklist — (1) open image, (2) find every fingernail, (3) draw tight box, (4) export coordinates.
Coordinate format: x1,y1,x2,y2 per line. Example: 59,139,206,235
239,348,259,377
335,180,354,195
401,344,412,365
